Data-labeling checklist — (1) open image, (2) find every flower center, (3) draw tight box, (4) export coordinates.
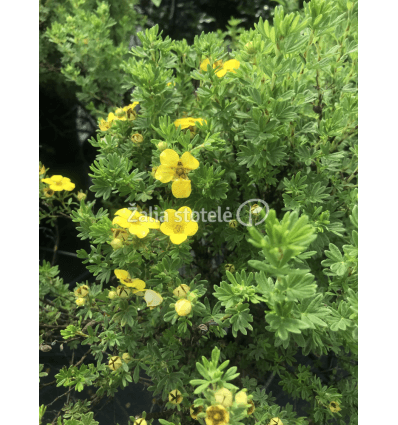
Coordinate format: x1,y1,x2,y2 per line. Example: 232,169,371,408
174,224,184,234
214,413,221,420
55,181,62,186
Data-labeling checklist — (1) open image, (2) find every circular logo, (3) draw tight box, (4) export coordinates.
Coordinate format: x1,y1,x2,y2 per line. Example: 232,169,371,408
236,199,269,227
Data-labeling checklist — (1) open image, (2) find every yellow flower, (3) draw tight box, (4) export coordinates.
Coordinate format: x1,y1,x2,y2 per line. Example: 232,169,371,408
268,418,283,425
116,285,132,298
235,391,247,405
247,400,255,415
168,389,183,405
155,149,199,198
114,270,146,292
39,164,46,175
75,297,86,307
329,401,341,413
190,405,203,420
173,284,190,298
160,207,198,244
99,118,111,131
214,388,233,407
108,356,122,371
144,289,163,308
251,204,262,215
74,284,89,298
174,117,207,130
41,175,75,191
43,188,54,198
216,59,240,78
133,419,147,425
175,299,192,316
205,404,230,425
244,41,256,54
122,353,132,363
200,58,223,72
112,208,160,238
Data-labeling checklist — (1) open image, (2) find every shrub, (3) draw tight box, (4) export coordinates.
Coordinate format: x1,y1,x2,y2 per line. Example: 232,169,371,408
40,1,358,424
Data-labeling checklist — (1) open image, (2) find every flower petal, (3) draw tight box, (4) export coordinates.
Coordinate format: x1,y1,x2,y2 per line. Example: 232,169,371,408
160,149,179,167
50,175,63,182
128,224,149,238
112,216,131,228
115,270,130,280
155,164,175,183
49,184,64,191
160,221,174,236
170,234,188,245
184,221,198,236
163,209,177,225
63,182,75,191
41,178,53,184
177,206,192,222
172,179,191,198
180,152,199,170
139,215,160,229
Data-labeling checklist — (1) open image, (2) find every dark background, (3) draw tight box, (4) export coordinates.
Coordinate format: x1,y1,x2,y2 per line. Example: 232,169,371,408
39,1,344,424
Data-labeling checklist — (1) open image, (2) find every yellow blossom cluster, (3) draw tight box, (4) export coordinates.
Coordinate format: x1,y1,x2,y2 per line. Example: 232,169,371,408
74,284,89,306
99,102,139,131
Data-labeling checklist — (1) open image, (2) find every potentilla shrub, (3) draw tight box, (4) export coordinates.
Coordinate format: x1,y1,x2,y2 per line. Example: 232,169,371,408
41,0,145,116
39,1,358,424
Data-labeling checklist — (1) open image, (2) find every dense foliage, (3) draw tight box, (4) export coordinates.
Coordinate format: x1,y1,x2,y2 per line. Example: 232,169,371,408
39,0,358,424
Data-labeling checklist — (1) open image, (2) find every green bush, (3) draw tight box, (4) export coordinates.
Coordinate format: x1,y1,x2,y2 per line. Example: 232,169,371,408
40,0,145,115
40,1,358,424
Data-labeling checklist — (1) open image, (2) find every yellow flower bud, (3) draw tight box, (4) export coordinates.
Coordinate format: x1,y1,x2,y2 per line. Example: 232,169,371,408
133,419,147,425
244,41,256,54
108,356,122,371
205,405,229,425
74,284,89,298
116,285,131,298
110,238,123,249
39,164,46,175
122,353,132,363
175,299,192,316
75,297,86,307
108,290,117,299
168,389,183,404
235,391,247,405
157,141,167,151
214,388,233,407
229,219,238,228
131,133,144,144
77,192,87,201
225,264,235,273
173,284,190,298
